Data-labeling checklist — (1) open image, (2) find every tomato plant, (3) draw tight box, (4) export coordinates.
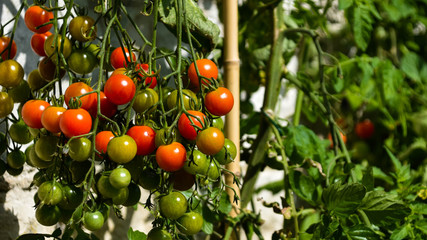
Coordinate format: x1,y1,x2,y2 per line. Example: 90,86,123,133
0,36,17,60
156,142,187,172
104,74,136,105
24,5,53,34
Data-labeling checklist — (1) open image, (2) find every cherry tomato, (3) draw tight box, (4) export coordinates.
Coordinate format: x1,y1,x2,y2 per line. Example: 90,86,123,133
123,182,141,206
132,88,159,114
44,34,72,62
166,89,198,111
138,168,160,190
38,57,66,81
127,125,156,156
68,49,98,74
0,36,17,60
205,87,234,116
8,80,31,103
177,211,203,235
214,138,237,165
35,135,59,162
69,15,97,42
36,204,61,226
68,137,92,162
41,106,66,133
0,59,24,88
25,5,53,33
9,120,34,144
183,149,208,175
64,82,96,110
21,99,50,129
83,211,104,231
328,131,347,148
159,191,188,220
109,167,131,189
27,144,53,169
38,180,63,205
196,127,225,155
187,59,218,90
59,108,92,138
156,142,187,172
0,92,14,119
28,69,48,90
178,110,206,140
88,91,117,118
107,135,137,164
95,131,114,154
104,74,136,105
58,185,83,210
211,117,224,131
147,228,172,240
110,47,136,69
96,174,120,198
112,187,129,205
206,160,220,180
135,63,157,88
31,32,52,56
6,149,26,169
355,119,375,139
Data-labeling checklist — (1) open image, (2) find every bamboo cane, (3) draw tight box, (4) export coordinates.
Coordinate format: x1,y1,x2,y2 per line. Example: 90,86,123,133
223,0,241,218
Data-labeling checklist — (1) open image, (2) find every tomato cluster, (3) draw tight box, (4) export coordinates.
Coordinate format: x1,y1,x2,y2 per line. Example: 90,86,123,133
0,2,238,238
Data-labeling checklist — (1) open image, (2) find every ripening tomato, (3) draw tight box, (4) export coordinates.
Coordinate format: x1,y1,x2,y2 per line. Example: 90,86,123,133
44,34,72,62
110,47,136,69
328,131,347,148
104,74,136,105
31,32,52,56
187,59,218,90
159,191,188,220
132,88,159,114
0,59,24,88
59,108,92,138
196,127,224,155
135,63,157,88
41,106,66,133
64,82,96,110
88,91,117,118
95,131,114,154
204,87,234,116
0,36,17,60
21,99,50,129
24,5,53,33
166,89,198,111
0,92,14,119
127,125,156,156
178,111,206,141
107,135,137,164
355,119,375,139
38,57,66,81
69,16,97,42
156,142,186,172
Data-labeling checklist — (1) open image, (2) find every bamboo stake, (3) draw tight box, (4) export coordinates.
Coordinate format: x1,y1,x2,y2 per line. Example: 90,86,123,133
223,0,241,218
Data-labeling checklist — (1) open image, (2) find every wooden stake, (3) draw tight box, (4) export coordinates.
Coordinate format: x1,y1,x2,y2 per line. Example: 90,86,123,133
223,0,241,218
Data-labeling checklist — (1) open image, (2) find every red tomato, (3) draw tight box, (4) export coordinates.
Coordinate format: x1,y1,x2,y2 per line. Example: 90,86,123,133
0,36,17,60
41,106,66,133
110,47,136,69
135,63,157,88
328,132,347,148
127,126,156,156
59,108,92,138
355,119,375,139
156,142,187,172
21,100,51,129
88,91,117,118
95,131,114,154
178,110,206,140
31,32,52,56
196,127,225,155
64,82,96,110
204,87,234,116
104,74,136,105
24,5,53,33
187,59,218,90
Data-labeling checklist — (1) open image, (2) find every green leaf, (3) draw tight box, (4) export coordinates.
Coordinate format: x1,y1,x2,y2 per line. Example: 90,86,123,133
241,112,261,137
16,234,47,240
289,168,318,205
218,192,232,214
345,224,379,240
158,0,220,54
415,219,427,235
410,202,427,215
401,52,421,82
202,205,216,234
339,0,354,9
322,182,366,218
359,191,411,228
390,224,410,240
256,179,284,194
385,147,411,183
127,227,147,240
361,166,374,191
352,5,374,51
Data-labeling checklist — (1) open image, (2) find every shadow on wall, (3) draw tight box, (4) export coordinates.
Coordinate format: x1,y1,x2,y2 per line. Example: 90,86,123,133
0,177,19,240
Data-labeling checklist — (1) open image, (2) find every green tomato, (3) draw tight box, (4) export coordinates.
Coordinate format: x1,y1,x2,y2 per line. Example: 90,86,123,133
132,88,159,114
147,227,172,240
138,168,160,191
112,187,129,205
166,89,198,111
83,211,104,231
0,92,14,118
107,135,137,164
159,191,188,220
9,120,34,144
206,160,220,180
37,181,64,205
6,149,26,169
214,138,237,165
68,137,92,162
28,144,53,169
109,167,131,189
68,49,98,75
8,80,31,103
177,211,203,235
97,174,120,198
35,135,59,162
36,204,61,226
183,149,208,175
58,185,84,210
